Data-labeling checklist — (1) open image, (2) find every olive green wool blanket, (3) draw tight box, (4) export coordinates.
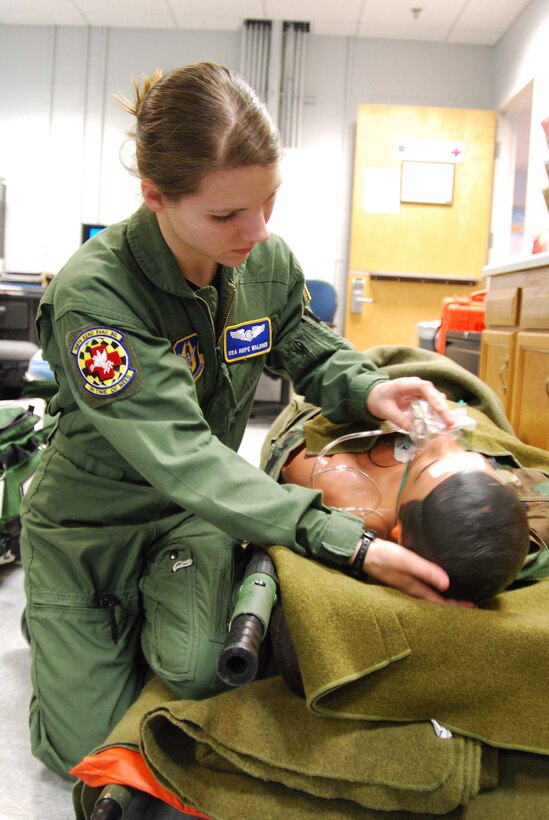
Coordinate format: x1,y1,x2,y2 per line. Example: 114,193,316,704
74,555,549,819
261,344,549,474
74,346,549,817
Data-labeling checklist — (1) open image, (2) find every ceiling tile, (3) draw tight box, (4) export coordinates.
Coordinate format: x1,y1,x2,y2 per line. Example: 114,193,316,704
84,12,174,28
0,0,535,44
76,0,170,11
455,0,530,30
0,9,85,24
360,0,466,27
265,0,362,23
169,0,263,17
356,23,455,43
0,0,73,9
174,15,243,31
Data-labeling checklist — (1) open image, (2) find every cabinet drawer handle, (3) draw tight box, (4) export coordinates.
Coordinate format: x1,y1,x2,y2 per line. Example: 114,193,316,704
0,306,6,315
499,359,508,395
546,376,549,398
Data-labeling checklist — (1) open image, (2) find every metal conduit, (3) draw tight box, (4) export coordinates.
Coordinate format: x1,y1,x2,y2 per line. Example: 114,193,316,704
241,20,271,103
241,19,309,147
280,22,309,148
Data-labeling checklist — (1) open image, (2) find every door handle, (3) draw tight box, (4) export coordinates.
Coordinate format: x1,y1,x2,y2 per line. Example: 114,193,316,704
351,276,374,314
499,359,508,395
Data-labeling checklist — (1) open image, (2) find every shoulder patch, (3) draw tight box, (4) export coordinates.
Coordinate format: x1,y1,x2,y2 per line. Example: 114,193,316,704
68,326,142,406
173,333,205,382
224,318,272,363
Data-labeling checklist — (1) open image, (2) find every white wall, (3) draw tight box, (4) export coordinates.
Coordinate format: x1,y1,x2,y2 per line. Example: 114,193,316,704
0,25,241,274
297,36,494,298
494,0,549,246
0,23,494,289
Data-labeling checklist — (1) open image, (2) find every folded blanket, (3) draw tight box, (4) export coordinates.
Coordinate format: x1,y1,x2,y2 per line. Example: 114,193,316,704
138,676,496,817
270,546,549,755
74,669,549,820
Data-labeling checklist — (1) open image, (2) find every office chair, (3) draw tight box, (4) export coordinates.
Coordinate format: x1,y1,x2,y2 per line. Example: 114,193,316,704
0,340,39,399
306,279,338,327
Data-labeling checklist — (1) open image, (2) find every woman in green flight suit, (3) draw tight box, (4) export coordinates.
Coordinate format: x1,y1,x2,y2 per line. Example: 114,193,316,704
20,61,456,778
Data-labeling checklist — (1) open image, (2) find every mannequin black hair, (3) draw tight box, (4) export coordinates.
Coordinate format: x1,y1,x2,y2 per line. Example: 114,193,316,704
399,471,530,604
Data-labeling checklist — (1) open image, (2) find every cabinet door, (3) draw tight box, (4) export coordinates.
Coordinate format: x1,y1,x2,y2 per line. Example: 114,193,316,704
510,332,549,450
479,329,516,420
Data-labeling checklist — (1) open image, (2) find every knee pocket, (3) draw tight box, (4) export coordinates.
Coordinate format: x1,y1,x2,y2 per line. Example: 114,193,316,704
140,531,236,687
28,591,142,770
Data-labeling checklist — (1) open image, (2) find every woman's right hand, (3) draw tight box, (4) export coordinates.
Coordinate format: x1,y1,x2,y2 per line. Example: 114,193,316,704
354,537,475,607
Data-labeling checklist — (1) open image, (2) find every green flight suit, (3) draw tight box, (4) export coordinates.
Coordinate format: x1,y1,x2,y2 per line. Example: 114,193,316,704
20,204,388,777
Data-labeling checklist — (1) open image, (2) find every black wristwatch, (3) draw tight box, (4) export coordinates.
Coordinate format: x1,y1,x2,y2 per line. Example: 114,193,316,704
349,529,377,580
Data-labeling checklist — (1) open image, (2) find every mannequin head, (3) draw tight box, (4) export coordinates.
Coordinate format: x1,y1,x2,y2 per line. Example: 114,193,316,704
282,430,530,604
395,435,530,604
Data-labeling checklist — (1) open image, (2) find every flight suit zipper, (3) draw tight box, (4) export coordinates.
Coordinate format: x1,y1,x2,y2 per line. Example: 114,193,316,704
195,281,237,362
97,593,121,644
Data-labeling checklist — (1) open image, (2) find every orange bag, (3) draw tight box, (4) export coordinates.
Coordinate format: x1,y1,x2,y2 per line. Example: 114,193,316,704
71,746,209,817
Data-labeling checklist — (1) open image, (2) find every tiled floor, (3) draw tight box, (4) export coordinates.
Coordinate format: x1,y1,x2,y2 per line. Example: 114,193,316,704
0,417,275,820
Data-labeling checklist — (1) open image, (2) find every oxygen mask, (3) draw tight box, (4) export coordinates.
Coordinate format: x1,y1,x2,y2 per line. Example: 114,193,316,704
407,399,476,449
307,400,476,532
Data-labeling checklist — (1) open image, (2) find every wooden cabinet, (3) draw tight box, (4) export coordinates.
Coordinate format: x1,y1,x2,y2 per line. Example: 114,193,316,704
478,329,516,418
480,253,549,451
510,332,549,450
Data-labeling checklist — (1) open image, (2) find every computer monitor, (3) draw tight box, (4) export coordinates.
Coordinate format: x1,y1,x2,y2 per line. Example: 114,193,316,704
81,223,106,244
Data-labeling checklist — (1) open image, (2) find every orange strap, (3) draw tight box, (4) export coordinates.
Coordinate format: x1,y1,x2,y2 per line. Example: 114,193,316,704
71,746,209,818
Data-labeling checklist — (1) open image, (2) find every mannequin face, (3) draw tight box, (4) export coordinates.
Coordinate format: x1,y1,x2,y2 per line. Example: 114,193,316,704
397,435,498,514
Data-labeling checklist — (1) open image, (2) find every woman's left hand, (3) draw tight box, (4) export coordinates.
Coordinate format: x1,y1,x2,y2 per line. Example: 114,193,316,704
362,538,474,607
366,377,453,431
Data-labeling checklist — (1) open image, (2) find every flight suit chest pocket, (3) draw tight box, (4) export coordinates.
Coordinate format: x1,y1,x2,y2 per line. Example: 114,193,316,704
226,356,266,409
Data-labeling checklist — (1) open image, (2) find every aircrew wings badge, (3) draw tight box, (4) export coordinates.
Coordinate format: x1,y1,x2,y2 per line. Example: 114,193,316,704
224,318,272,362
69,326,142,406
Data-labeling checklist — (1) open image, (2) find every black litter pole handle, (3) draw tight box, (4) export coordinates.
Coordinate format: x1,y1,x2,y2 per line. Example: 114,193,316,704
216,547,278,687
89,785,133,820
90,799,123,820
216,612,264,686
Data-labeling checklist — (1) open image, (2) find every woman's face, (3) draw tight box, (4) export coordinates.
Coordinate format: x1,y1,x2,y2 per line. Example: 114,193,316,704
397,434,498,512
148,163,282,272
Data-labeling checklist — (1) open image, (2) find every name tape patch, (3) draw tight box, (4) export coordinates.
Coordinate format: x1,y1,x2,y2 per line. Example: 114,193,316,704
224,318,272,363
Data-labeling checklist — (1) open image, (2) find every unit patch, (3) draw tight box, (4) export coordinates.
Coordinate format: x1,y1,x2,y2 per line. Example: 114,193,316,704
173,333,205,382
69,326,141,405
224,318,272,362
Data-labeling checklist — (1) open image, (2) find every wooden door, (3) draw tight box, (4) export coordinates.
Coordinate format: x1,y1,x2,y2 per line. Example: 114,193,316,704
479,329,516,419
345,105,496,350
